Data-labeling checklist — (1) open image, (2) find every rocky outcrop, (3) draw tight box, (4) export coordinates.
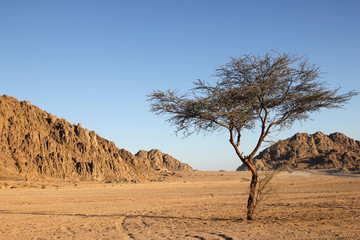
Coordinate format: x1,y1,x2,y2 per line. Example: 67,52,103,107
0,95,161,182
135,149,193,172
237,131,360,171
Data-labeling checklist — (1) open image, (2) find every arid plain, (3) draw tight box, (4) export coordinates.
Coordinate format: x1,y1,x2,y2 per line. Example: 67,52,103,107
1,170,359,240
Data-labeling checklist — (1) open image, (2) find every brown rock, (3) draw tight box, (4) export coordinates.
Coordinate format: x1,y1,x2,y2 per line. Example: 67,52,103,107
135,149,193,172
0,95,161,182
237,131,360,171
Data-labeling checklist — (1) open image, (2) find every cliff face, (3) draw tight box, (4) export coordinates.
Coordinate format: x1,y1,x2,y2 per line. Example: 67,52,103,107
0,95,160,182
237,131,360,171
135,149,193,172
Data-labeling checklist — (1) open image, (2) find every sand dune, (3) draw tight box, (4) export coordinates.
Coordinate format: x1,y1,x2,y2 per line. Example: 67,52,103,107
1,171,359,239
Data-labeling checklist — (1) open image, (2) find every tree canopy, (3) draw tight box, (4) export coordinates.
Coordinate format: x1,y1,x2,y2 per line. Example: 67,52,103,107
148,52,358,220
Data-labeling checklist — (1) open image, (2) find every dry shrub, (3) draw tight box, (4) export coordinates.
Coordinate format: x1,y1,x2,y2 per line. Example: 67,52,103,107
252,165,287,218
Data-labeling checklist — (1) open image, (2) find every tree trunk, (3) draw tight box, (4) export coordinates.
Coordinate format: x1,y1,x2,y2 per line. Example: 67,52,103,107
228,137,259,220
246,162,258,220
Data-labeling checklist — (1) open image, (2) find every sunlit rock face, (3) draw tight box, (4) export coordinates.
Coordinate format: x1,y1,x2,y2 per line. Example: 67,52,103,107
237,131,360,171
136,149,193,172
0,95,161,182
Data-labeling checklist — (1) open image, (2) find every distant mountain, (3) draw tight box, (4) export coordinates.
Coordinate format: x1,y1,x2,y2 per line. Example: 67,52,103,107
237,131,360,171
0,95,191,182
136,149,193,172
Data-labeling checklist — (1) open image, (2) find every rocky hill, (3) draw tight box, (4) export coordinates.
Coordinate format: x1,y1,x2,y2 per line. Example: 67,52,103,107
0,95,190,182
237,131,360,171
135,149,193,172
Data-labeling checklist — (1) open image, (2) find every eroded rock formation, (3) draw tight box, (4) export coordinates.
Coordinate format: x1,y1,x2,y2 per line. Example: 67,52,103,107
135,149,193,172
237,131,360,171
0,95,179,182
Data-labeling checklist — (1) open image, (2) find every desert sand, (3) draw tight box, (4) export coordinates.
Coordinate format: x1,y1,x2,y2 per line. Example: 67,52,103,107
0,170,359,239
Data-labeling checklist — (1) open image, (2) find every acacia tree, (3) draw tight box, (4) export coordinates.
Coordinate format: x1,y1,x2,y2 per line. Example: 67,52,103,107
148,52,358,220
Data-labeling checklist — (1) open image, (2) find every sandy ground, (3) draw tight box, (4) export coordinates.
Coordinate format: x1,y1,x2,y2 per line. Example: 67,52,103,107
0,170,359,240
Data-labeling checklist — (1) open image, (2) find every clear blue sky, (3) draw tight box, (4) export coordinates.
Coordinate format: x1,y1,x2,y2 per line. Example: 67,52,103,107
1,0,359,170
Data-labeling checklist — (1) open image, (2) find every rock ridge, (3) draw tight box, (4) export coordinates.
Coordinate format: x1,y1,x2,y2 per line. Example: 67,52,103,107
135,149,193,172
237,131,360,171
0,95,191,182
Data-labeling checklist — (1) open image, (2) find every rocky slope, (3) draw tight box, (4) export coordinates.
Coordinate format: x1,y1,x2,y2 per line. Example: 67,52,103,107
135,149,193,172
237,131,360,171
0,95,190,182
